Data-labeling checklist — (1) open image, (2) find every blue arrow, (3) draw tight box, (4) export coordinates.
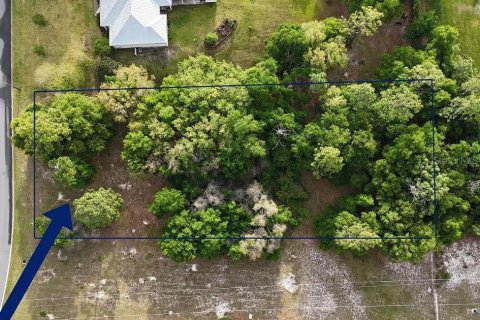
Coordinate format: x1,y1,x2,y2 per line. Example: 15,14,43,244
0,204,73,320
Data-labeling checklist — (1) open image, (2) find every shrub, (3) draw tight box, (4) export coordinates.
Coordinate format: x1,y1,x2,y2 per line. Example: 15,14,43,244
205,32,218,46
32,14,48,27
35,217,73,249
73,188,123,230
48,156,95,188
33,45,46,56
95,56,121,81
93,37,111,57
149,188,186,218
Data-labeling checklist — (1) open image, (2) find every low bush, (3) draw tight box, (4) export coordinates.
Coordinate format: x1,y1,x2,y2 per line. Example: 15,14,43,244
32,13,48,27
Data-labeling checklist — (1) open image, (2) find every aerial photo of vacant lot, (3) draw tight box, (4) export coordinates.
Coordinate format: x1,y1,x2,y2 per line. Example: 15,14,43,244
2,0,480,319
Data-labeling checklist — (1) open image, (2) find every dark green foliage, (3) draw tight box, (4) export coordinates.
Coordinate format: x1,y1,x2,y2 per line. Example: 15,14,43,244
405,11,438,47
93,37,111,57
266,24,309,76
375,46,427,80
48,156,95,188
94,56,121,82
32,13,48,27
33,45,46,56
149,188,186,218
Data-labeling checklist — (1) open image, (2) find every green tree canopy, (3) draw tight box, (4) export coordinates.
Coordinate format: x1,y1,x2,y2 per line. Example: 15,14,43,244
98,64,155,123
149,188,186,218
266,23,309,76
48,156,95,188
123,55,266,178
73,188,124,230
11,93,111,160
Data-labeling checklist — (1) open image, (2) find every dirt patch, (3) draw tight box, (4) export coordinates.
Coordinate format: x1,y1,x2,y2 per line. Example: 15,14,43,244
329,1,413,81
87,128,167,237
297,170,353,235
34,126,167,238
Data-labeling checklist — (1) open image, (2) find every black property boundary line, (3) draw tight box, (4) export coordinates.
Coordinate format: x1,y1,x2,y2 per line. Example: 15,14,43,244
33,79,437,241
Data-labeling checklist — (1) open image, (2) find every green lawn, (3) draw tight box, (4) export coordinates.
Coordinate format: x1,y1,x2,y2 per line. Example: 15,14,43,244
113,0,333,80
426,0,480,69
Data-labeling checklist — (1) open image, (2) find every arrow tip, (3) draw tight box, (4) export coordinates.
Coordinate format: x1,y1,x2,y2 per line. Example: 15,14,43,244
43,203,73,231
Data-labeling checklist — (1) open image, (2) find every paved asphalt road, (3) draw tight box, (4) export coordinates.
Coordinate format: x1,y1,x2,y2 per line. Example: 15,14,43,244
0,0,13,308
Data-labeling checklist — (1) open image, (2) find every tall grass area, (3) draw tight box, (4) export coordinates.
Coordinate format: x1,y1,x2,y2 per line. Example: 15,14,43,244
8,0,101,318
427,0,480,69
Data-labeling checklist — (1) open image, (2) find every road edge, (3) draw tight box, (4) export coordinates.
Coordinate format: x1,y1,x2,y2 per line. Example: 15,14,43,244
1,0,13,308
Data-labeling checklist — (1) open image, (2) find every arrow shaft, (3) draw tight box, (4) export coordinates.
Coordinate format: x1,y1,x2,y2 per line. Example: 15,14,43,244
0,222,61,319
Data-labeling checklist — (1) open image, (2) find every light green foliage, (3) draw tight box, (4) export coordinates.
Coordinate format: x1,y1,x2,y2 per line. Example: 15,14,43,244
322,37,349,69
73,188,123,230
205,32,219,46
450,56,475,83
334,211,381,254
123,55,266,178
312,146,344,178
11,93,111,160
439,141,480,241
442,77,480,123
427,25,460,67
373,84,423,133
149,188,186,218
121,131,154,173
98,64,155,123
293,84,377,182
347,6,384,45
93,37,111,57
35,217,73,249
346,0,401,21
48,156,95,188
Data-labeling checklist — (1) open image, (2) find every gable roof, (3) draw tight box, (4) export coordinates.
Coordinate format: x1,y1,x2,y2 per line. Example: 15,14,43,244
100,0,170,47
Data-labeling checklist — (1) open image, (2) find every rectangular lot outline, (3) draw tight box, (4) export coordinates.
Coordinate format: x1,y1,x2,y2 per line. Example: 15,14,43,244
33,79,437,241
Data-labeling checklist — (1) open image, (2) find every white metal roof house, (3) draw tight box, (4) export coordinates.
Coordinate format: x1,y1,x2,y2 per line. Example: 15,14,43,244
97,0,216,49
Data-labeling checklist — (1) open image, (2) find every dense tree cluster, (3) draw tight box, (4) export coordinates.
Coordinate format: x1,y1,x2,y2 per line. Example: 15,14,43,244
158,181,298,262
11,93,112,188
122,55,268,178
266,7,383,80
12,5,480,263
315,18,480,261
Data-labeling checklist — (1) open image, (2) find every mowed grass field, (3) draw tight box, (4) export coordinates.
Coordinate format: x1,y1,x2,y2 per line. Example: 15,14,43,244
113,0,345,80
8,0,101,318
426,0,480,69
